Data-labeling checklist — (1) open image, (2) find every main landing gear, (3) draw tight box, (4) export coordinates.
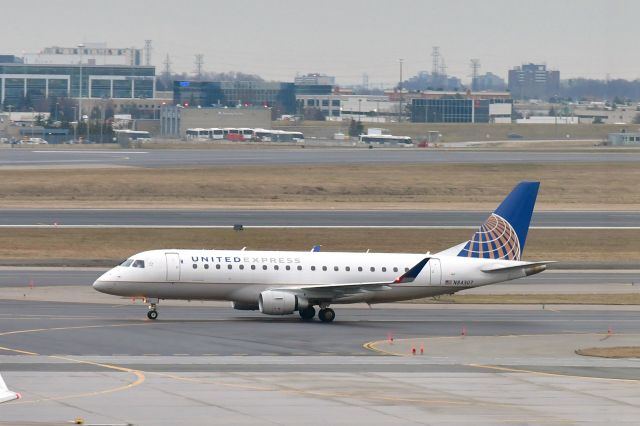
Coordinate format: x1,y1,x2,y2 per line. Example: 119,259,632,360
146,298,159,320
299,306,316,321
298,305,335,322
318,308,335,323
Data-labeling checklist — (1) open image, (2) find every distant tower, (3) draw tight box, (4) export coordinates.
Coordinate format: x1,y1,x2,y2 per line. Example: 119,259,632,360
144,40,152,66
163,54,172,78
362,72,369,90
194,54,204,80
439,57,448,90
470,59,481,91
431,46,440,76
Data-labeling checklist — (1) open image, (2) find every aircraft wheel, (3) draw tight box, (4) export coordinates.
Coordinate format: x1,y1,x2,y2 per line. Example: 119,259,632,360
147,310,158,320
299,306,316,320
318,308,335,323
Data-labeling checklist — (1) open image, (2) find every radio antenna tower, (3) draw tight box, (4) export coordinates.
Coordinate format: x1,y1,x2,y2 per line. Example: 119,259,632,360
470,59,481,91
144,40,152,66
439,57,448,89
431,47,440,76
362,72,369,90
194,54,204,80
163,54,172,78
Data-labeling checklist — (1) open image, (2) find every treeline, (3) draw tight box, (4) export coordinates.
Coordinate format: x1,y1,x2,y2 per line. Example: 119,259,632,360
559,78,640,102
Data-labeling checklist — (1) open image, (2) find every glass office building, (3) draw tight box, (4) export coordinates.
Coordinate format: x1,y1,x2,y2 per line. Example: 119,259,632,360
411,98,512,123
0,63,155,108
173,80,296,114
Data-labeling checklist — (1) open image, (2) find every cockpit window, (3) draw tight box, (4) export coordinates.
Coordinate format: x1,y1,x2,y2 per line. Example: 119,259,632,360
132,259,145,268
120,259,134,267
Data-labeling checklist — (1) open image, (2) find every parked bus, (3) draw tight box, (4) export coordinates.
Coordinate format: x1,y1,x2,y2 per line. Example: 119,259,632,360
359,134,413,146
185,128,211,140
271,130,305,143
237,128,255,140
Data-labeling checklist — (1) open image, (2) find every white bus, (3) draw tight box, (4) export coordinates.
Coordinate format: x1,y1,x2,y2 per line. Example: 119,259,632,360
185,128,211,140
237,128,255,140
359,134,413,146
271,130,305,143
209,128,224,140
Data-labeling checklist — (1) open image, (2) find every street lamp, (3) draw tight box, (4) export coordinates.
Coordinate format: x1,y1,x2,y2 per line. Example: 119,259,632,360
78,43,84,124
72,106,77,142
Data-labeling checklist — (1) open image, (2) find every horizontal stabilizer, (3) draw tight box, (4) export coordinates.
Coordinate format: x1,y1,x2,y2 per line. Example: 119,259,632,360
481,261,555,276
0,374,20,404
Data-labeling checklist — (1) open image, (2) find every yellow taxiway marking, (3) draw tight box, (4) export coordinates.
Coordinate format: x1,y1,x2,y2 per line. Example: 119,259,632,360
363,333,640,383
0,322,149,404
467,363,640,383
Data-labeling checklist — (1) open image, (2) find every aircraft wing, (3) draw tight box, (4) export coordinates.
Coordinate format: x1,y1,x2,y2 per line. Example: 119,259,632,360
271,258,430,300
0,373,20,404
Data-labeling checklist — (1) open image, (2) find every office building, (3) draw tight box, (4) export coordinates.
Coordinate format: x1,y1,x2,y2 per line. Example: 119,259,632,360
508,63,560,100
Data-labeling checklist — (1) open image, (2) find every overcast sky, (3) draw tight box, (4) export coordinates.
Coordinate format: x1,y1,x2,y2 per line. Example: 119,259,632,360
1,0,637,86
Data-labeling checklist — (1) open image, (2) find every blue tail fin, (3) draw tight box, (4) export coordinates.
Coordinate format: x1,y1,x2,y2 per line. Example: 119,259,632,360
457,181,539,261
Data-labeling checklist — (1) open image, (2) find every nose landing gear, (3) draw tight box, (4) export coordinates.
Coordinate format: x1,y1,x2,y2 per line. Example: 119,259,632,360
146,298,159,320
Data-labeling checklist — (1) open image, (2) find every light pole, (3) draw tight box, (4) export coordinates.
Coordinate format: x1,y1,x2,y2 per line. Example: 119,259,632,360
398,58,404,123
78,43,84,125
72,106,77,142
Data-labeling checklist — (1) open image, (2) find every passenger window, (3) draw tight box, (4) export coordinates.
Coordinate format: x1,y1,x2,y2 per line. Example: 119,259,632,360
204,264,209,269
322,266,327,271
370,267,375,272
227,265,232,270
274,265,279,271
286,265,291,271
239,265,244,270
251,265,256,270
382,267,387,272
345,266,350,271
216,264,221,270
334,266,339,271
297,266,302,271
393,267,398,272
358,267,363,272
263,265,268,270
192,264,197,269
405,267,409,272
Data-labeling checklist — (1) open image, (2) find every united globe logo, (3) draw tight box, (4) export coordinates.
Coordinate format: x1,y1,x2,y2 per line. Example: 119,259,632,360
458,214,521,260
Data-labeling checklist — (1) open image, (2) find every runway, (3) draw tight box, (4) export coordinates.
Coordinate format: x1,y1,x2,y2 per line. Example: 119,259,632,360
1,208,639,227
0,299,639,425
2,148,640,168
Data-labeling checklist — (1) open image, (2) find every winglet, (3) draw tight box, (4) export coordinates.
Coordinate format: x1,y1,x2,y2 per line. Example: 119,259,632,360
394,258,430,283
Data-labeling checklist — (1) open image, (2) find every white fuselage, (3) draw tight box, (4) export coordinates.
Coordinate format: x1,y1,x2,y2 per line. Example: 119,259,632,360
93,249,532,305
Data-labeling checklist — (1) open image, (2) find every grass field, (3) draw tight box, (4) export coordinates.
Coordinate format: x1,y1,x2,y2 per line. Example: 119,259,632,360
0,228,638,266
0,163,639,209
576,347,640,358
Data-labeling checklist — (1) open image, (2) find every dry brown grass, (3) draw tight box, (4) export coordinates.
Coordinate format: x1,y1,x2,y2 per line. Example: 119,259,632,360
0,228,638,265
411,294,640,305
576,347,640,358
0,163,639,209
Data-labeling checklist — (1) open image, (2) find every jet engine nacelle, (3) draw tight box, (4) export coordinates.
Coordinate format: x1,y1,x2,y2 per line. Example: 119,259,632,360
258,290,308,315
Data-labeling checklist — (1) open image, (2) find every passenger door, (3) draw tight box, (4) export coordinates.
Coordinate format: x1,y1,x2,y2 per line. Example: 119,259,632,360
165,253,181,281
429,258,442,285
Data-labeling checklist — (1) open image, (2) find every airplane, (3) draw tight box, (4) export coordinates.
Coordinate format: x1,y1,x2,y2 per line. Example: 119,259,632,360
0,373,20,404
93,181,551,322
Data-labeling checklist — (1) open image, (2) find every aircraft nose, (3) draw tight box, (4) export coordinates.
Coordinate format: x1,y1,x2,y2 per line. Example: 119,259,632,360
93,270,114,293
